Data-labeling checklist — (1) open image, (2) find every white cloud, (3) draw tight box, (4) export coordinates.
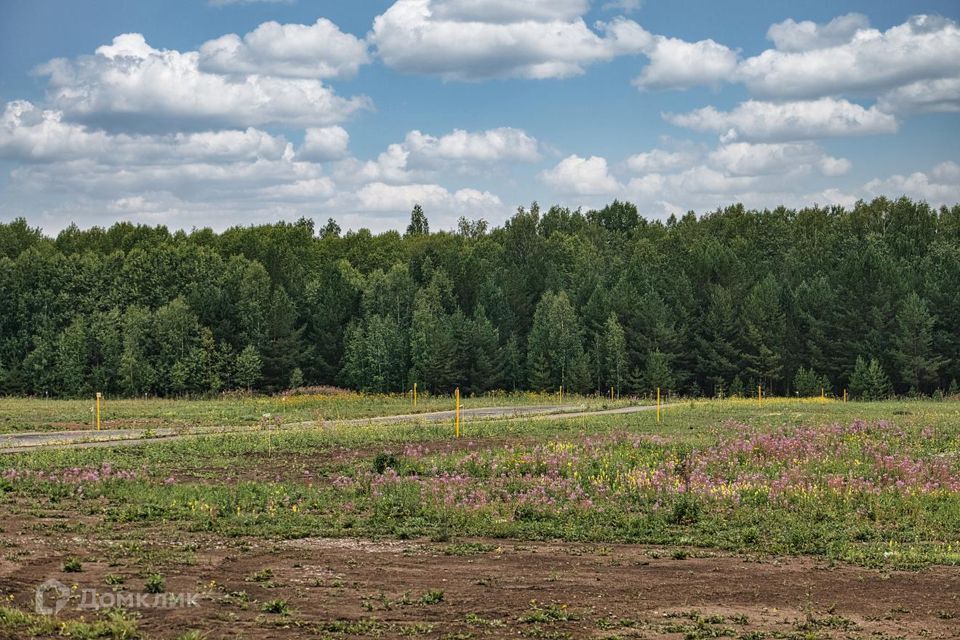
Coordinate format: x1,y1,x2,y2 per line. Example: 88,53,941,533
766,13,870,52
625,148,697,173
664,98,898,142
199,18,370,79
429,0,589,23
877,77,960,114
37,33,371,131
330,126,539,183
602,0,642,13
369,0,651,80
298,126,350,162
404,127,540,165
863,161,960,204
708,142,849,177
633,36,738,89
738,15,960,101
347,181,501,213
1,100,292,164
539,155,622,195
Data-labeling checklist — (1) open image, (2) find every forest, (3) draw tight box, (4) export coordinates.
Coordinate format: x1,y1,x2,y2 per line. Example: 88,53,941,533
0,196,958,400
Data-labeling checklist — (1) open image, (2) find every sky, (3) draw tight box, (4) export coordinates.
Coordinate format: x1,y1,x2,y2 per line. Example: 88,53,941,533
1,0,959,234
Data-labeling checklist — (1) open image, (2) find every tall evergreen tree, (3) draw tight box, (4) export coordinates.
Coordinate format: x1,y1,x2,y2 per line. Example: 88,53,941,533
892,292,946,393
740,275,786,392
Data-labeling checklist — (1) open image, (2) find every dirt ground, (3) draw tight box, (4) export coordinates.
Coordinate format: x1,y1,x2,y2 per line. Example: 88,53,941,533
1,509,958,640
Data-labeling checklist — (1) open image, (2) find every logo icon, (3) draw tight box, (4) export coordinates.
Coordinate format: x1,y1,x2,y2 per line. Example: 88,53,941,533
35,579,70,615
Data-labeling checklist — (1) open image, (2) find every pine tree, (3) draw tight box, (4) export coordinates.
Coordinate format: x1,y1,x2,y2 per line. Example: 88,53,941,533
467,305,501,393
641,350,674,394
409,284,456,393
694,285,740,395
741,275,786,392
288,367,304,390
892,292,945,393
261,287,305,392
793,366,829,397
502,334,523,391
729,374,745,398
849,356,892,400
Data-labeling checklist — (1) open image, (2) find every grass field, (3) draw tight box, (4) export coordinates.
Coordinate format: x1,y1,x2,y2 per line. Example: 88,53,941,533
0,391,630,434
0,397,958,639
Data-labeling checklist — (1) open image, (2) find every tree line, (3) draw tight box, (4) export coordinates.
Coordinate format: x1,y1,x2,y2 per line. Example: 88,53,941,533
1,196,958,399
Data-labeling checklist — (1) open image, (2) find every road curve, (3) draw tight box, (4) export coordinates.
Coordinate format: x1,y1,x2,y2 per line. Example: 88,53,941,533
0,403,660,454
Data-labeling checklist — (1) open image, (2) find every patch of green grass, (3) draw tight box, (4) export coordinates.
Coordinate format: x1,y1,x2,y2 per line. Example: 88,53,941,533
261,599,291,615
444,542,496,556
420,589,445,605
143,573,165,594
62,557,83,572
3,399,959,570
521,601,578,623
0,605,140,639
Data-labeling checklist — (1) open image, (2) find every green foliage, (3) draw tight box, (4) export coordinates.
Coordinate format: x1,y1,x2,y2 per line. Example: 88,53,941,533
527,291,588,392
144,573,165,594
234,345,263,391
793,366,829,397
1,198,957,398
849,356,893,400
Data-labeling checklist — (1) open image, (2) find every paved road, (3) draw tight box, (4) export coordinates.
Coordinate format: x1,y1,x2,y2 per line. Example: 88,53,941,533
0,403,660,454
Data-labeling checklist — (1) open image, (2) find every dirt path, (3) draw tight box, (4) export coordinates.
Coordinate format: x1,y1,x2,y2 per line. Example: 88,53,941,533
2,523,957,639
0,403,659,454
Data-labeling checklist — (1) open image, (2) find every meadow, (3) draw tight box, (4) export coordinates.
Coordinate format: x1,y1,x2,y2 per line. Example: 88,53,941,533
0,397,958,639
0,390,627,434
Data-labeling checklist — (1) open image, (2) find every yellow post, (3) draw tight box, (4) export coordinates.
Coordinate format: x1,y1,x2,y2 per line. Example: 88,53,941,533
95,392,102,430
843,388,848,403
758,385,762,407
455,387,461,438
413,383,417,408
656,387,661,424
821,387,825,403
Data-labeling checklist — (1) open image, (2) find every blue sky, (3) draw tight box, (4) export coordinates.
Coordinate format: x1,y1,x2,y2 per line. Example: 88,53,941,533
1,0,959,233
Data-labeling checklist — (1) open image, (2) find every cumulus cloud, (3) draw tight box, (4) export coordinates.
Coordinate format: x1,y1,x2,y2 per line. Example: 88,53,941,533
369,0,651,80
539,155,622,195
429,0,589,23
330,126,540,183
625,148,697,173
740,15,960,102
297,126,350,162
664,98,898,142
862,161,960,204
348,182,501,213
633,36,738,89
602,0,642,13
37,33,371,131
707,142,850,177
199,18,370,79
766,13,870,52
404,127,540,165
1,100,292,164
877,77,960,114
